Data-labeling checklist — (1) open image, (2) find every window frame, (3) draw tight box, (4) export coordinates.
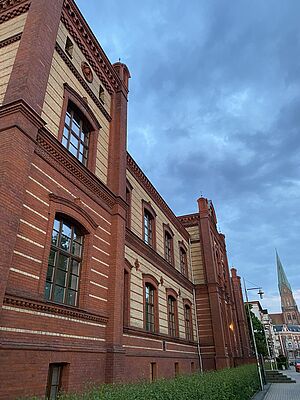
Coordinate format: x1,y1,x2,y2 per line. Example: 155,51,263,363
142,200,156,249
166,288,179,337
123,259,132,327
163,224,174,265
125,180,133,229
143,274,159,333
58,83,100,172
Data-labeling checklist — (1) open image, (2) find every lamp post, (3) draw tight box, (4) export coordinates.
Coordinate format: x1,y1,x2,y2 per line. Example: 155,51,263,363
243,279,264,391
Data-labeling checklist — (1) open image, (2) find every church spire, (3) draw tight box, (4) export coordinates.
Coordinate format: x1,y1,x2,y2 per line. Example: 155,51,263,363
276,250,300,325
276,249,292,295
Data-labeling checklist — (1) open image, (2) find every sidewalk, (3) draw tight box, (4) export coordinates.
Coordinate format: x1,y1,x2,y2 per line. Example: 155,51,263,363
263,370,300,400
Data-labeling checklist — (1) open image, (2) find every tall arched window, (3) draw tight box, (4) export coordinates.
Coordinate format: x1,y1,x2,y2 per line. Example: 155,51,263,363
145,284,155,332
142,201,156,248
45,215,84,306
163,224,174,265
179,246,188,277
184,300,193,341
168,296,177,336
143,274,159,333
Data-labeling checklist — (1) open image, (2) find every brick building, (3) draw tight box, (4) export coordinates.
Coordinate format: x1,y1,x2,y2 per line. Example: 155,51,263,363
0,0,251,398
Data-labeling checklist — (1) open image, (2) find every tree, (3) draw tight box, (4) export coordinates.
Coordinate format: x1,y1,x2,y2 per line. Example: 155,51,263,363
245,304,268,357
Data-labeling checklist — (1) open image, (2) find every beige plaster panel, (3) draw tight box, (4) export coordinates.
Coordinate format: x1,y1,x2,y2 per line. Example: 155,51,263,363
41,21,111,184
0,12,27,41
190,242,205,285
126,170,191,278
186,225,200,240
0,42,20,105
125,247,197,340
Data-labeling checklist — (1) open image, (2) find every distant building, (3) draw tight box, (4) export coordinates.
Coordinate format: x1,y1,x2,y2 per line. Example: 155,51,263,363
0,1,251,398
269,252,300,363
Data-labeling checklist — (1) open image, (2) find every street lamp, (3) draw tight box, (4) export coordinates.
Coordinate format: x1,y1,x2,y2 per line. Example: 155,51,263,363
243,279,264,391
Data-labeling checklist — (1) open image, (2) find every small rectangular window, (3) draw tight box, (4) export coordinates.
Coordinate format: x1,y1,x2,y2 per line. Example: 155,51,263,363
99,85,105,103
191,362,195,372
150,362,157,382
65,37,74,58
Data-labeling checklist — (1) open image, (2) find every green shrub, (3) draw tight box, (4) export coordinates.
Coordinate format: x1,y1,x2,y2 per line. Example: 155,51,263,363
55,364,259,400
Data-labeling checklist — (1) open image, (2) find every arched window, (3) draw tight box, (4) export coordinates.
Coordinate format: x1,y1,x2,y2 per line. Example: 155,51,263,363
142,201,156,248
45,215,84,306
163,224,174,265
145,284,155,332
59,84,100,171
168,296,177,336
143,274,159,333
166,288,178,337
184,300,193,341
179,246,188,277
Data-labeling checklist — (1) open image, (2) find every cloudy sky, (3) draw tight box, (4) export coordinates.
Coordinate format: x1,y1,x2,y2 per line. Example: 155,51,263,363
76,0,300,313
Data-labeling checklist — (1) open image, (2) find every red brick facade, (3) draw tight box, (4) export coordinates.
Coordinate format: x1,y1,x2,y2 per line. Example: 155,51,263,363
0,1,251,398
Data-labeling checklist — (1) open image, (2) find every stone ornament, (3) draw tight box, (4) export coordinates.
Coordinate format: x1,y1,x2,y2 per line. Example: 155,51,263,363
81,61,93,83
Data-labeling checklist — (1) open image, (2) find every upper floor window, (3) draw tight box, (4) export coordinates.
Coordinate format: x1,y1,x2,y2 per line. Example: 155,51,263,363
126,181,132,229
142,201,156,249
62,104,89,166
163,224,174,265
168,296,177,337
59,84,100,172
45,215,83,306
145,283,155,332
184,304,193,341
180,247,188,277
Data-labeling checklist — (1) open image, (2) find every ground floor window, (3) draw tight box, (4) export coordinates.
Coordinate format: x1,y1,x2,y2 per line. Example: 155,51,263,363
46,364,64,399
150,362,157,382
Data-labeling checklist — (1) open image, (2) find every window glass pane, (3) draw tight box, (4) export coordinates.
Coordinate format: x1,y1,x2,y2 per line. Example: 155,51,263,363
51,366,60,385
46,265,54,282
69,274,78,290
51,230,59,246
67,290,76,306
53,219,60,231
50,386,58,400
65,111,71,126
60,235,70,251
53,286,65,303
45,282,51,300
70,133,78,147
62,136,68,148
56,269,67,287
72,241,82,256
48,250,56,266
62,222,72,238
72,119,80,136
78,153,83,163
58,254,69,271
73,228,82,243
79,143,84,153
69,144,77,157
71,260,80,275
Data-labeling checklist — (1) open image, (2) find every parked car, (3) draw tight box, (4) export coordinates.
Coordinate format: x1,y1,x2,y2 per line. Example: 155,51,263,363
295,360,300,372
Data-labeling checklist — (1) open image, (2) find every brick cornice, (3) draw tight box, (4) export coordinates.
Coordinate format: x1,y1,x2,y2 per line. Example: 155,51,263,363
0,0,30,22
61,0,126,95
0,32,21,48
55,42,111,122
36,128,116,211
4,294,108,324
178,213,199,227
125,229,194,291
124,326,198,347
127,153,190,242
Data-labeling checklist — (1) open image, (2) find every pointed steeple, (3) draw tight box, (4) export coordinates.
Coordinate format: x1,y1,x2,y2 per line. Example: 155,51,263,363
276,250,300,325
276,250,292,295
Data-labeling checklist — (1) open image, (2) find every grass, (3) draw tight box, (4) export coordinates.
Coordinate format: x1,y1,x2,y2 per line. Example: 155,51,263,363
52,364,259,400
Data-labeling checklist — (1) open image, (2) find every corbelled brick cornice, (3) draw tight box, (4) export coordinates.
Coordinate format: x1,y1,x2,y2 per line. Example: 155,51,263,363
0,32,21,48
61,0,126,95
127,153,190,241
178,213,199,227
0,1,30,23
4,294,108,324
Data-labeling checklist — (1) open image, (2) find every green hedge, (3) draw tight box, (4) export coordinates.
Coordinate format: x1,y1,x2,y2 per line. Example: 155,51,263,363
57,364,259,400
